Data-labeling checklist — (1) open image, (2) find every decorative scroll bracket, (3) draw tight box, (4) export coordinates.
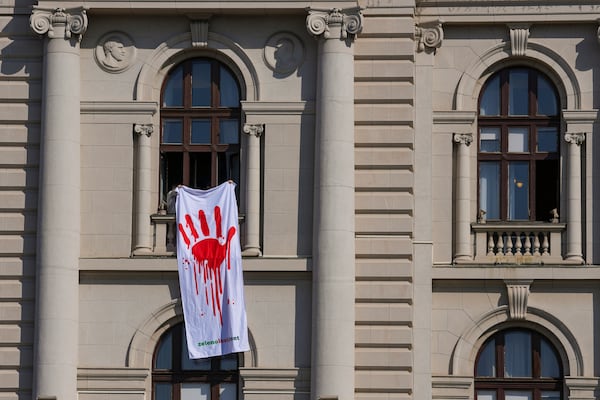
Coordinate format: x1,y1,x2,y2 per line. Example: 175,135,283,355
30,7,88,41
505,280,533,320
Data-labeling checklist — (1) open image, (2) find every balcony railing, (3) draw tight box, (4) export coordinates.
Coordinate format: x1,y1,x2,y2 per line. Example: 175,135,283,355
472,223,566,264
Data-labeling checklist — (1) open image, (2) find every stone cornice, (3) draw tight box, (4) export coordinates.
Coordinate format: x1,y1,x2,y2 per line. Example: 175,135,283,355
30,6,88,40
306,7,363,40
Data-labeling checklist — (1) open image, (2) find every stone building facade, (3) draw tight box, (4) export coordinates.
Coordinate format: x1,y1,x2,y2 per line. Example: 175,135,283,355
1,1,600,400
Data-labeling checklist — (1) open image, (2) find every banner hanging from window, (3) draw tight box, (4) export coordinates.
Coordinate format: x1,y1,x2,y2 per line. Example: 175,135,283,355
176,182,250,359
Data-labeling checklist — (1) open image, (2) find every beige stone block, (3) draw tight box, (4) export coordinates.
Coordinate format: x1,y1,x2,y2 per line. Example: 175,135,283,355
0,346,32,367
0,168,37,188
0,235,35,255
0,125,39,145
0,190,37,210
0,369,31,389
355,125,413,146
356,214,412,235
356,259,412,279
355,169,413,190
0,104,40,123
1,323,33,344
356,303,412,324
355,81,414,102
356,104,413,124
0,60,41,79
355,59,414,81
78,393,145,400
356,38,414,58
0,81,41,101
0,301,34,322
0,257,34,277
355,325,412,346
0,147,29,165
356,236,412,257
355,147,413,167
0,16,30,34
356,281,412,301
362,16,414,36
0,212,29,232
356,192,413,212
355,370,412,390
356,348,412,368
355,394,411,400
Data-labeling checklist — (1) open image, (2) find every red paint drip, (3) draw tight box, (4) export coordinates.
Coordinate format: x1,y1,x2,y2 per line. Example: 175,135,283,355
198,210,210,236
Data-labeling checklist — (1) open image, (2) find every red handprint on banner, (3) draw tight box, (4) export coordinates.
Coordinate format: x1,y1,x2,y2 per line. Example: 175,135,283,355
179,206,236,325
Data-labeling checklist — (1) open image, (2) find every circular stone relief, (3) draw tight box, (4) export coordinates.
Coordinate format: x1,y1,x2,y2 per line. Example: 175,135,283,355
263,32,305,75
94,31,137,73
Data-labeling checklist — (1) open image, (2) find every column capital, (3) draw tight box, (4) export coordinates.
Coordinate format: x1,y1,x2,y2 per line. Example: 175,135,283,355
416,20,444,53
243,123,264,138
453,132,473,146
306,7,363,40
134,123,154,137
30,7,88,41
564,131,586,145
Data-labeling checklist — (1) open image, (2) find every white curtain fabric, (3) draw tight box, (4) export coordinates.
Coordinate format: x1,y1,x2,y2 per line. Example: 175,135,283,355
176,182,250,359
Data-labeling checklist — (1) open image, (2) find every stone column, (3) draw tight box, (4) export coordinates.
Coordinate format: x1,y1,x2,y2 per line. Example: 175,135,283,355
453,133,473,262
242,123,264,256
306,8,362,400
133,124,154,254
29,7,87,400
564,132,585,263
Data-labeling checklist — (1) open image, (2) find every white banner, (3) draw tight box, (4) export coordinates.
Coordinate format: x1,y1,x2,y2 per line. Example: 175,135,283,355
176,182,250,359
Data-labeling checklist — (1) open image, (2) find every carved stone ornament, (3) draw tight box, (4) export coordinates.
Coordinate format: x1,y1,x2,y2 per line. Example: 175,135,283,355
94,31,137,73
190,18,210,48
134,124,153,137
30,7,88,41
453,132,473,146
564,132,586,146
416,20,444,53
508,24,530,57
505,280,532,320
264,32,305,76
306,7,363,40
243,123,264,138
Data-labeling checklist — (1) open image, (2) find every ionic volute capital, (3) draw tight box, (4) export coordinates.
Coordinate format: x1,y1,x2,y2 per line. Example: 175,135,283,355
243,123,264,138
564,132,586,146
134,124,154,137
416,20,444,53
306,7,363,40
453,132,473,146
30,7,88,41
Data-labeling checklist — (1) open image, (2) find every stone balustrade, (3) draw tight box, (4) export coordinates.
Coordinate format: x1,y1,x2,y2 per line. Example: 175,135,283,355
472,223,566,264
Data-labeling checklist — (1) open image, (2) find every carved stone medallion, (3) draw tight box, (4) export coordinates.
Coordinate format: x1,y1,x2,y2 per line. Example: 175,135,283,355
94,31,136,73
263,32,305,75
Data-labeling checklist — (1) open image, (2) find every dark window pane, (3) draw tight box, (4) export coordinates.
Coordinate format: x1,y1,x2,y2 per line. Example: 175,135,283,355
191,120,211,144
477,391,497,400
190,152,212,189
219,120,239,144
220,353,239,370
192,61,211,107
479,162,500,220
155,330,173,369
480,127,500,152
537,127,558,152
220,66,240,107
541,338,561,378
480,75,500,116
538,75,558,116
505,391,532,400
536,160,559,221
154,383,172,400
508,127,529,152
218,151,240,185
181,383,211,400
181,328,211,370
504,331,532,377
163,65,183,107
219,383,237,400
162,119,183,144
508,162,529,220
476,338,496,377
161,152,183,201
509,70,529,116
541,392,560,400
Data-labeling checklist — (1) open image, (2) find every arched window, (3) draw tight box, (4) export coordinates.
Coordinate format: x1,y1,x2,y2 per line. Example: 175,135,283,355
475,329,563,400
160,58,241,205
478,67,560,221
153,323,240,400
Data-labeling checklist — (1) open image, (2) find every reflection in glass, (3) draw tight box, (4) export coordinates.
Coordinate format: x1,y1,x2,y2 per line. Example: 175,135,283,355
508,127,529,152
480,127,500,152
162,119,183,144
541,338,560,378
220,383,237,400
505,391,532,400
538,75,558,116
508,162,529,220
220,66,240,107
537,127,558,152
218,151,240,185
480,162,500,220
163,65,183,107
181,383,210,400
182,329,211,370
220,353,239,370
191,120,211,144
219,120,239,144
541,392,561,400
155,330,173,369
476,339,496,377
509,70,529,115
480,75,500,116
155,383,172,400
192,61,211,107
477,391,497,400
505,331,532,377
